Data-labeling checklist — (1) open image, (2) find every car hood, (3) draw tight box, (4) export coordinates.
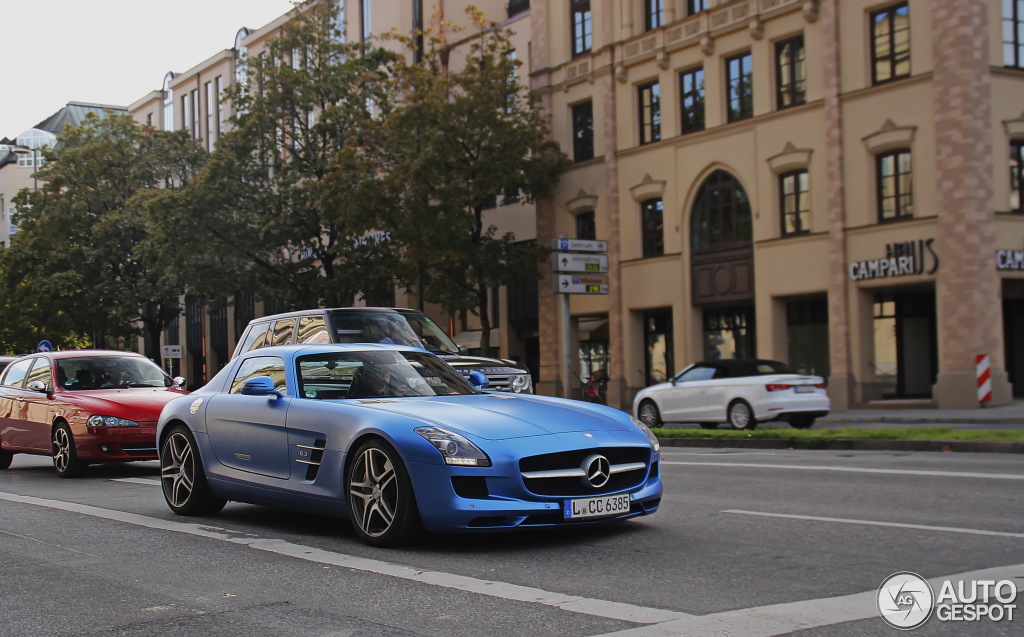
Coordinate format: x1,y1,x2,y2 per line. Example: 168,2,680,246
58,388,185,420
351,394,634,441
439,355,527,374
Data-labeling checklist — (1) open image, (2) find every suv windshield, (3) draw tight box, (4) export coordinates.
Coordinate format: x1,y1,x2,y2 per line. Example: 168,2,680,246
330,312,423,348
395,311,461,355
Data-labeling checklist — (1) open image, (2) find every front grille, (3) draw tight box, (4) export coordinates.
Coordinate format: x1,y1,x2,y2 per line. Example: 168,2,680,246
458,370,515,391
519,447,651,497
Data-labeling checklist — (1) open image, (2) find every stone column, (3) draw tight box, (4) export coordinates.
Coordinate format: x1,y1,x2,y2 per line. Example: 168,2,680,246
932,0,1013,407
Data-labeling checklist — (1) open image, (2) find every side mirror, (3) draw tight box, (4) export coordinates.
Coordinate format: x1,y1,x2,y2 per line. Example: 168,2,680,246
468,371,489,389
27,380,49,394
173,376,186,387
240,376,283,398
458,345,469,355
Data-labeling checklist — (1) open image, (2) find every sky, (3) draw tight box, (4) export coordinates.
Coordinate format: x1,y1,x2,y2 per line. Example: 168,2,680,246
1,0,297,138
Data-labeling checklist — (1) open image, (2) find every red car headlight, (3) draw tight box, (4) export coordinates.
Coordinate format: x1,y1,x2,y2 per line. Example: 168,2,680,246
88,415,139,428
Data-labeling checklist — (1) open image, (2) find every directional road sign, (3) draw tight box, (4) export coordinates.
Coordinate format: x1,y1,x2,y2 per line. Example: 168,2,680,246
552,238,608,252
553,252,608,273
36,340,53,353
554,274,609,294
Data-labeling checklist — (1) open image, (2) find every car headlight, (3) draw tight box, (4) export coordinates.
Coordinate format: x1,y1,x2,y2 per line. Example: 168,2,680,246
414,426,491,467
88,415,139,428
510,373,532,393
630,415,660,452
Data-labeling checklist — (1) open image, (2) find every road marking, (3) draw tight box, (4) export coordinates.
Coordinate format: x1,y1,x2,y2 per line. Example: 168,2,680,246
663,461,1024,480
724,509,1024,539
0,490,686,626
596,563,1024,636
112,477,160,486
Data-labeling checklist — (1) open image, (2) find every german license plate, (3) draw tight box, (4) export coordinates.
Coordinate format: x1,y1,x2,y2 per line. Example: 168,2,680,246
794,385,815,393
564,494,631,520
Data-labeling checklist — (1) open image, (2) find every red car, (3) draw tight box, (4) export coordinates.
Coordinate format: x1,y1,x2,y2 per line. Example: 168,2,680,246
0,350,186,477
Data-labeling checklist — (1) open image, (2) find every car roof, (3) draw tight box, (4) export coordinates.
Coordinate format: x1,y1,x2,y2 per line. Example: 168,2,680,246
248,307,420,323
692,359,790,377
237,343,428,358
7,349,149,361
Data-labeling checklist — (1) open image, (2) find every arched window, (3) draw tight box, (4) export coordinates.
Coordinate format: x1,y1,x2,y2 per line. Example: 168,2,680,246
690,170,752,250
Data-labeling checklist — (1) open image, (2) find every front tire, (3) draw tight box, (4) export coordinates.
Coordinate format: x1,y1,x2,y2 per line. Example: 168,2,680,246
0,449,12,470
727,399,758,430
160,425,226,516
347,439,422,547
637,400,663,428
52,423,85,478
789,415,816,429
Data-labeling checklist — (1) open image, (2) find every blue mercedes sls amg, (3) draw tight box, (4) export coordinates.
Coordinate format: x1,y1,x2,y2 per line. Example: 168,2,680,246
157,344,662,546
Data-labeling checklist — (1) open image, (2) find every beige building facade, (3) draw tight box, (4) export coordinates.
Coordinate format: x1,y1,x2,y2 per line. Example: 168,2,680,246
531,0,1024,409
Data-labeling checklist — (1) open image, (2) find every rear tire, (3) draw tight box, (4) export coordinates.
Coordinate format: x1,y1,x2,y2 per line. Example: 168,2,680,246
160,425,226,516
0,449,12,469
637,400,663,428
789,415,816,429
52,423,85,478
727,400,758,430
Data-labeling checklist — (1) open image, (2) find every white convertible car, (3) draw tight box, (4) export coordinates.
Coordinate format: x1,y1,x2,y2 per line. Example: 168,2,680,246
633,359,830,430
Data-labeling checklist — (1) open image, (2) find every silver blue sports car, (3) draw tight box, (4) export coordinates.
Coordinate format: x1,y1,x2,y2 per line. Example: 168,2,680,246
156,344,662,546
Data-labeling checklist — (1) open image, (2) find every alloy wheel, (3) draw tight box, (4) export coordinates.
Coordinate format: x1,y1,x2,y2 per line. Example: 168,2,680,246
161,431,196,509
349,447,399,538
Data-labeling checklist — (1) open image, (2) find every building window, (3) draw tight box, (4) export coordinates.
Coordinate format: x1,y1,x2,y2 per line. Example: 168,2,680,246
571,0,592,57
413,0,424,63
688,0,708,15
205,81,215,151
576,211,596,240
703,308,755,360
726,52,753,122
572,101,594,162
361,0,372,42
190,89,200,140
215,76,225,140
780,170,810,236
643,309,673,386
1011,141,1024,212
1005,0,1024,67
775,35,806,109
508,0,529,18
644,0,664,31
871,3,910,84
641,198,664,258
877,149,913,222
679,67,705,134
787,296,830,379
638,81,661,144
691,170,752,250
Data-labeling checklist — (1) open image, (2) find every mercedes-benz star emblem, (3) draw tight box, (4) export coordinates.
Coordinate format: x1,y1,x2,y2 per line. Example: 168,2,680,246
582,454,611,488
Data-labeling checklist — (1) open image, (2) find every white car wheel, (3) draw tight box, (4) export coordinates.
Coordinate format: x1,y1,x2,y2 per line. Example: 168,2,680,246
728,400,757,430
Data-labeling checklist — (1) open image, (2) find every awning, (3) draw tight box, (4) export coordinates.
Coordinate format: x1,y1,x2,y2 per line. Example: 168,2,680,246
452,328,500,349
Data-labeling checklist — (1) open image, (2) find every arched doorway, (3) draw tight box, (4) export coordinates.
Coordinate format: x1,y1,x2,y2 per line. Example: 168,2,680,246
690,170,756,360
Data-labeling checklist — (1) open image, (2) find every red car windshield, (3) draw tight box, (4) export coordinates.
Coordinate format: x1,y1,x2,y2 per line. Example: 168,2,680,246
56,357,172,391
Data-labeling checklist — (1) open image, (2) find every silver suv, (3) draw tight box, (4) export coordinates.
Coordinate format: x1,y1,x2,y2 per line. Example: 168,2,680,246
232,307,534,393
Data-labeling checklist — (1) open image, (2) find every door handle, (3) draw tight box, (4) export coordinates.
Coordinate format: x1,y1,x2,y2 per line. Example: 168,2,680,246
16,397,25,402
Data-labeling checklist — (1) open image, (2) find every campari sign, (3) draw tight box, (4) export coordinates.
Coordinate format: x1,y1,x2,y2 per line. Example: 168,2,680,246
849,239,939,281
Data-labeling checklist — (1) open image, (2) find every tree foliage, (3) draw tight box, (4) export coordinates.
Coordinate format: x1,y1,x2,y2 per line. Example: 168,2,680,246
385,8,570,355
0,114,205,357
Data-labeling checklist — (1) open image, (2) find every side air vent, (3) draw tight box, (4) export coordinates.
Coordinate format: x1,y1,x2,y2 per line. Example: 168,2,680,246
296,438,327,481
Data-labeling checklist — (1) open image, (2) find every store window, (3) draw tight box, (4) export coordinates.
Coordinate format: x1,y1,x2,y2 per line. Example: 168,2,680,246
775,35,806,109
643,309,673,386
702,308,754,360
641,199,664,258
871,2,910,84
572,100,594,162
877,149,913,222
780,170,810,235
638,81,661,144
571,0,592,57
679,67,705,134
786,296,829,378
726,52,753,122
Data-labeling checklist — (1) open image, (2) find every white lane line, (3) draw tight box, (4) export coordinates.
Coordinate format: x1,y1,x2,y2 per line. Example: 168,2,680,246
112,478,160,485
664,461,1024,480
0,490,686,626
597,563,1024,636
724,509,1024,539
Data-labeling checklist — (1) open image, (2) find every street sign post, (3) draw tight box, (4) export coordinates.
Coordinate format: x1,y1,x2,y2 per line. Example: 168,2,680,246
553,252,608,274
161,345,183,359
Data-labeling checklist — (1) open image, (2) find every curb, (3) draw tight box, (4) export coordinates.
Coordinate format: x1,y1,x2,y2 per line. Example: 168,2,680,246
819,417,1024,425
658,437,1024,454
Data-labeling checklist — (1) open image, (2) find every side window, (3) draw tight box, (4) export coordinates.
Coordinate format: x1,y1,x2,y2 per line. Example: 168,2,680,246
25,359,53,388
237,322,271,354
297,316,330,344
2,359,33,388
230,356,287,394
270,319,296,346
677,366,715,382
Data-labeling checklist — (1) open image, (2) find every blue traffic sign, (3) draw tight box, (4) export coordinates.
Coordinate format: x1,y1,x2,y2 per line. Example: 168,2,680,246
36,340,53,352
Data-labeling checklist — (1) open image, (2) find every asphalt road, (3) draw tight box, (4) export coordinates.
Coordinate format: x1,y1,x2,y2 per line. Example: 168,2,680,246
0,449,1021,636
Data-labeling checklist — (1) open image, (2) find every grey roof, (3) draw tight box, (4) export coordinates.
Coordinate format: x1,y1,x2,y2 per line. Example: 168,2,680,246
33,102,129,141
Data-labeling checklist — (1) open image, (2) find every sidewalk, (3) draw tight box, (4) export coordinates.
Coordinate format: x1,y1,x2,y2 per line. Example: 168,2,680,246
820,399,1024,425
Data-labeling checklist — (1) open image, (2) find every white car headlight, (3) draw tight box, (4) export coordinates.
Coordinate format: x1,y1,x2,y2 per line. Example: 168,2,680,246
88,415,139,428
510,373,533,393
631,415,660,452
414,426,491,467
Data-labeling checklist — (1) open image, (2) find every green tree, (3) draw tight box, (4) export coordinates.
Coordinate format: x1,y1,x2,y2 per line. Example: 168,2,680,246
2,113,205,360
169,0,403,311
385,8,570,355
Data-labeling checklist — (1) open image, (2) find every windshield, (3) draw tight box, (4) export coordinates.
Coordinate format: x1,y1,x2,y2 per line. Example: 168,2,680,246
395,311,461,355
296,350,479,399
57,356,173,391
